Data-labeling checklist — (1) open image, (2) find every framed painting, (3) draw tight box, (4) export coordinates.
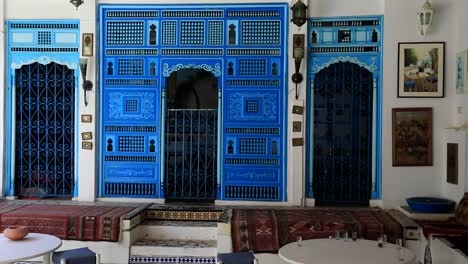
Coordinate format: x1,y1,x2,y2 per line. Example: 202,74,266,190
398,42,445,98
447,143,458,185
456,50,468,94
392,108,433,166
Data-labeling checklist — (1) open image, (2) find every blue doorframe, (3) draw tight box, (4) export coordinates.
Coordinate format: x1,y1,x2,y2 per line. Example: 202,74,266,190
306,16,383,200
5,20,80,197
98,4,288,201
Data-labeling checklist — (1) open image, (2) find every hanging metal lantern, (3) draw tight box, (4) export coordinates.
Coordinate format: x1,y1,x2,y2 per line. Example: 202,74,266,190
417,0,434,36
70,0,84,10
291,0,308,28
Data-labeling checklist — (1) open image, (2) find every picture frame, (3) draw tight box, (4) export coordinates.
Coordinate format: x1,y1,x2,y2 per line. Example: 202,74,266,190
82,141,93,150
398,42,445,98
456,50,468,94
447,143,458,184
81,114,92,123
81,132,93,140
392,108,433,166
82,33,94,57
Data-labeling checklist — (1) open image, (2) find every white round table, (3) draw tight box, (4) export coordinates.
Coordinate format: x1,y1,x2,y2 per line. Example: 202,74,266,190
278,238,416,264
0,233,62,264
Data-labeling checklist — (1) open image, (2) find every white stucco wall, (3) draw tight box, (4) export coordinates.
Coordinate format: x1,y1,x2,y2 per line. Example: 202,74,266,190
382,0,461,208
1,0,465,208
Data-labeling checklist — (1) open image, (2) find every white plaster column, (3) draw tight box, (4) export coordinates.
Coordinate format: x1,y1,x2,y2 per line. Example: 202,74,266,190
76,0,98,201
0,0,5,198
287,5,307,207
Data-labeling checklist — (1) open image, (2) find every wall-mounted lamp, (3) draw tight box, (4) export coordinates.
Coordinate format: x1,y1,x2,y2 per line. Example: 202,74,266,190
292,34,305,99
70,0,84,10
291,0,308,28
80,58,93,106
417,0,434,36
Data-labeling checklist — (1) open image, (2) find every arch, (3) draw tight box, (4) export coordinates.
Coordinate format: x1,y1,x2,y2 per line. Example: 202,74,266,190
311,56,378,74
11,55,78,70
163,62,222,77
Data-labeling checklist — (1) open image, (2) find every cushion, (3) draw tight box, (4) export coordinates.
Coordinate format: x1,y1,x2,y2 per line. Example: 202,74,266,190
217,252,255,264
52,247,96,264
455,193,468,227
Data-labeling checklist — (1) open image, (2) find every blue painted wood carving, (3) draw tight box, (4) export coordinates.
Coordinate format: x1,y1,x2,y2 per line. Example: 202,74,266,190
99,4,287,201
306,16,383,203
6,20,80,197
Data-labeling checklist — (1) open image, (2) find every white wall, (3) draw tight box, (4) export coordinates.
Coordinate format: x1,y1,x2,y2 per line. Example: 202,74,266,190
382,0,459,208
309,0,384,17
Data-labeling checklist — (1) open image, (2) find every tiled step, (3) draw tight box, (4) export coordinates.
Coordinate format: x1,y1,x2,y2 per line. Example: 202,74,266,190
139,220,218,241
130,239,217,257
129,255,216,264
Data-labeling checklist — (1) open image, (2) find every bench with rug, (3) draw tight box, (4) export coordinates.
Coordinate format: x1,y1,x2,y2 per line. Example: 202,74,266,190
0,204,138,242
231,208,403,253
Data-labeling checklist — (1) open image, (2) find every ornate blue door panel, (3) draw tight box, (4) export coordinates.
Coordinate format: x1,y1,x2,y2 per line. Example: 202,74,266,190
307,16,383,203
6,21,80,197
99,4,288,201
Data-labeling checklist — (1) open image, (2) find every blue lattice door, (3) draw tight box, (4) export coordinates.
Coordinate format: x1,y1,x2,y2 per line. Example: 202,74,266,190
312,62,373,205
164,69,218,201
14,62,75,197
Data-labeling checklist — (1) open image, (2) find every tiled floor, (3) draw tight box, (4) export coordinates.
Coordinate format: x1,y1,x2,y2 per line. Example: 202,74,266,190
133,239,217,248
142,220,218,227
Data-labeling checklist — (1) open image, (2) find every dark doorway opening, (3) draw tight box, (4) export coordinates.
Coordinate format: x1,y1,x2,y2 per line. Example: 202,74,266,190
312,62,373,206
164,69,219,202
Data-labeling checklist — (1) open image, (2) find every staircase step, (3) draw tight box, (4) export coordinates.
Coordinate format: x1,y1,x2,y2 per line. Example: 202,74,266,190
140,220,217,240
131,239,217,257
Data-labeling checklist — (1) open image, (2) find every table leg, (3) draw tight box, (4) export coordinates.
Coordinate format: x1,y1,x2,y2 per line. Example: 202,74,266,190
43,253,51,264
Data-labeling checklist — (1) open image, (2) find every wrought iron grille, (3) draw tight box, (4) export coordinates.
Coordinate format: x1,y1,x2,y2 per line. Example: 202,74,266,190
312,62,373,205
14,62,75,197
165,110,217,201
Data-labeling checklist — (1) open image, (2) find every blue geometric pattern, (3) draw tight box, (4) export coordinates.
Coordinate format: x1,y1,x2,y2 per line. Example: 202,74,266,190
118,136,145,152
180,21,205,45
239,138,267,155
106,21,144,45
126,99,138,112
162,21,177,45
241,21,280,45
118,59,144,76
99,4,287,201
38,31,51,45
208,21,224,45
238,59,267,76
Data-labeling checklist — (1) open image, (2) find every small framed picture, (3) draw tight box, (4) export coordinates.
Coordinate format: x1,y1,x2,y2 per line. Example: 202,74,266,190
82,33,94,57
81,114,92,123
82,141,93,150
392,108,433,166
81,132,93,140
398,42,445,98
456,50,468,94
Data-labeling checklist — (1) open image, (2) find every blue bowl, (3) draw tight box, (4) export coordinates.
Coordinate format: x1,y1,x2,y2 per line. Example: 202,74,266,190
406,197,456,213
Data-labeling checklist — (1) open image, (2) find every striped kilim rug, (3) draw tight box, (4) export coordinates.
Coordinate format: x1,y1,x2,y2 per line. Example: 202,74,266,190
0,204,137,241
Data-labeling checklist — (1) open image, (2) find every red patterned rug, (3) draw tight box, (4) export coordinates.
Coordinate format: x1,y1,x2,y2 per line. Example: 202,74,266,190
0,204,136,242
231,209,279,253
232,208,403,253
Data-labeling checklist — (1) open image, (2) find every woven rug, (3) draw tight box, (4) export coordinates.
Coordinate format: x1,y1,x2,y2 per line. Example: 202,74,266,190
0,204,136,241
232,208,403,253
231,209,279,253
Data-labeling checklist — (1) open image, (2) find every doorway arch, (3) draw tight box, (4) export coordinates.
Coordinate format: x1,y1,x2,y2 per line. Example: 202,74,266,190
164,68,219,201
161,60,222,201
